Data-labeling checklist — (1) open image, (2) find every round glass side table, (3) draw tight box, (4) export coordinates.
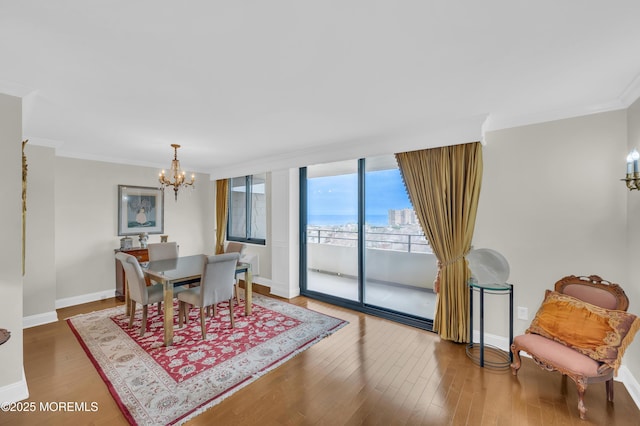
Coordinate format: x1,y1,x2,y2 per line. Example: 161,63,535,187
466,280,513,368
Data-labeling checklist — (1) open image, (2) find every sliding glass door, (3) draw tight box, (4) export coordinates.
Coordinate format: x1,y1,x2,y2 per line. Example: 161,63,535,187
363,156,435,319
300,156,435,330
304,160,359,301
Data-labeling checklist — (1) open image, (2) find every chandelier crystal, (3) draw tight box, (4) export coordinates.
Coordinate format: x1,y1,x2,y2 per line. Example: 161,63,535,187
159,144,195,200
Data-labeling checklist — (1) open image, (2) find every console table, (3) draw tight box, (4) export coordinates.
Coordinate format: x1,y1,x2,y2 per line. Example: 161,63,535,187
466,280,513,368
114,247,149,301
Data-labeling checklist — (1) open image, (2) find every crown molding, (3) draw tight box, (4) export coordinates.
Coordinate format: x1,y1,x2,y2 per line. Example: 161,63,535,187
25,137,64,149
0,80,35,98
26,137,211,175
55,149,167,171
56,150,210,176
619,73,640,108
484,72,640,134
208,115,487,180
483,100,627,134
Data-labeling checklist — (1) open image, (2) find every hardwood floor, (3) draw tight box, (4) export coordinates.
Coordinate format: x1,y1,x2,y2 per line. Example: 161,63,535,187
2,295,639,425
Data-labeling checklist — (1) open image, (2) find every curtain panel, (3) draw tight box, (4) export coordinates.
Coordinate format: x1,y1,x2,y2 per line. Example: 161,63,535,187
215,179,229,255
395,142,483,343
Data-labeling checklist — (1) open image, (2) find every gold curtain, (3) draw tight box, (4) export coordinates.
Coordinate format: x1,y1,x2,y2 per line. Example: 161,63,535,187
215,179,229,254
395,142,483,343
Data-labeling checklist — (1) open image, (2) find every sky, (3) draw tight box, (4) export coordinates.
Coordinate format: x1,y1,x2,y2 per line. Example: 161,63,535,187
307,169,413,217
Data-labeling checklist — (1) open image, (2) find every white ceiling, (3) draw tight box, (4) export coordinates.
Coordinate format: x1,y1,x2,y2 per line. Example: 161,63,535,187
2,1,640,179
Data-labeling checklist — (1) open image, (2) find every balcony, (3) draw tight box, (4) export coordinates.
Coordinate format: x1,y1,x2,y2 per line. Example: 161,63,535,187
306,227,438,319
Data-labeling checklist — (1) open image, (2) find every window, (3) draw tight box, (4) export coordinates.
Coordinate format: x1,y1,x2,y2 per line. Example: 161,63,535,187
227,173,267,245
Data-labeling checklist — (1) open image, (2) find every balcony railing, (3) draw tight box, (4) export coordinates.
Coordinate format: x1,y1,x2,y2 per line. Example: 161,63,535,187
306,227,430,253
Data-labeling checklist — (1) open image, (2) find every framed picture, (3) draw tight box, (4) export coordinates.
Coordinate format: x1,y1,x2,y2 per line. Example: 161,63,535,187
117,185,164,236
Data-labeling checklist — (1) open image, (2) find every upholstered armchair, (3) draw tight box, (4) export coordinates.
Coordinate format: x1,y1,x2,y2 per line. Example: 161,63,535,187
511,275,639,420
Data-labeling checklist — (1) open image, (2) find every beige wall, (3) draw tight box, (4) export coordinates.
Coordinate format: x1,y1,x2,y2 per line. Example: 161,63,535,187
53,157,215,302
0,93,25,397
625,98,640,382
476,110,630,351
23,145,56,318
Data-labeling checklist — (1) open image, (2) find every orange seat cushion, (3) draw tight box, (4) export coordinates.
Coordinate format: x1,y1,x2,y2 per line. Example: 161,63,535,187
526,290,640,373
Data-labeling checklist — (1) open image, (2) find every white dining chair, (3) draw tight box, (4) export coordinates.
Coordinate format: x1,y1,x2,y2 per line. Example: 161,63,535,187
225,242,246,303
115,252,186,336
148,242,179,261
177,252,240,339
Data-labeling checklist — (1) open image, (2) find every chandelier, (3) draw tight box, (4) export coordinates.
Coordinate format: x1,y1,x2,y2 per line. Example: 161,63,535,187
159,144,195,200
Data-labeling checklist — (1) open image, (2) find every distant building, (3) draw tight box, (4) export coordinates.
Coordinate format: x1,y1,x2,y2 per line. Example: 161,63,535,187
388,208,417,225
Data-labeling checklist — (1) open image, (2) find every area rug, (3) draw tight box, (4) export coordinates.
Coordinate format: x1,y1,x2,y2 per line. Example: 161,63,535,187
67,294,347,425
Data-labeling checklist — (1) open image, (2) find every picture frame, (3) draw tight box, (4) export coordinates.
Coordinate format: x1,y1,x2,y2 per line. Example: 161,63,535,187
117,185,164,236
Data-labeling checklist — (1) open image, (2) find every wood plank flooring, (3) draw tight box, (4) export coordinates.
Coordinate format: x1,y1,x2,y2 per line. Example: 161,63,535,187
2,295,639,425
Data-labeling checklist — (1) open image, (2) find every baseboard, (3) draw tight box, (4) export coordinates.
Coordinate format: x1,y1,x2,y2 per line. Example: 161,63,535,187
475,330,640,411
213,276,292,299
238,278,271,297
23,311,58,329
55,290,114,309
252,277,300,299
617,365,640,410
471,330,510,352
24,290,112,327
0,368,29,403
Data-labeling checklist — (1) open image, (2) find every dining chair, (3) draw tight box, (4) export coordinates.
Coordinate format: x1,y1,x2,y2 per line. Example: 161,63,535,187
177,252,240,339
146,241,181,309
148,242,179,261
147,241,196,288
116,252,186,336
225,242,246,303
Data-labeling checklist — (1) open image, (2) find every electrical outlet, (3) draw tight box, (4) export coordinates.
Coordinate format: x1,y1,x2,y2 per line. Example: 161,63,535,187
517,306,528,320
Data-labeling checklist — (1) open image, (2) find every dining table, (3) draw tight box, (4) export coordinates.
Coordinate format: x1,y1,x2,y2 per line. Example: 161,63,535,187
142,254,253,346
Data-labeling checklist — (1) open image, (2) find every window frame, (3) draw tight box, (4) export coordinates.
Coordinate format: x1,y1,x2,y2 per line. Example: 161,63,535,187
299,158,433,332
226,174,266,245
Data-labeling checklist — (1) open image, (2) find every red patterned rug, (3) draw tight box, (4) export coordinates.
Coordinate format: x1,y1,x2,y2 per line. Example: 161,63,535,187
67,294,346,425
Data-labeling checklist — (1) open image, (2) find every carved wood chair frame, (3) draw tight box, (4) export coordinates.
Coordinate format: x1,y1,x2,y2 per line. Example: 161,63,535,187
510,275,630,420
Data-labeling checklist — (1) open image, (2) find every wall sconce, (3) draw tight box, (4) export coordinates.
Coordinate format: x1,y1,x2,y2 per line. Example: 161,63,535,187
622,149,640,190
